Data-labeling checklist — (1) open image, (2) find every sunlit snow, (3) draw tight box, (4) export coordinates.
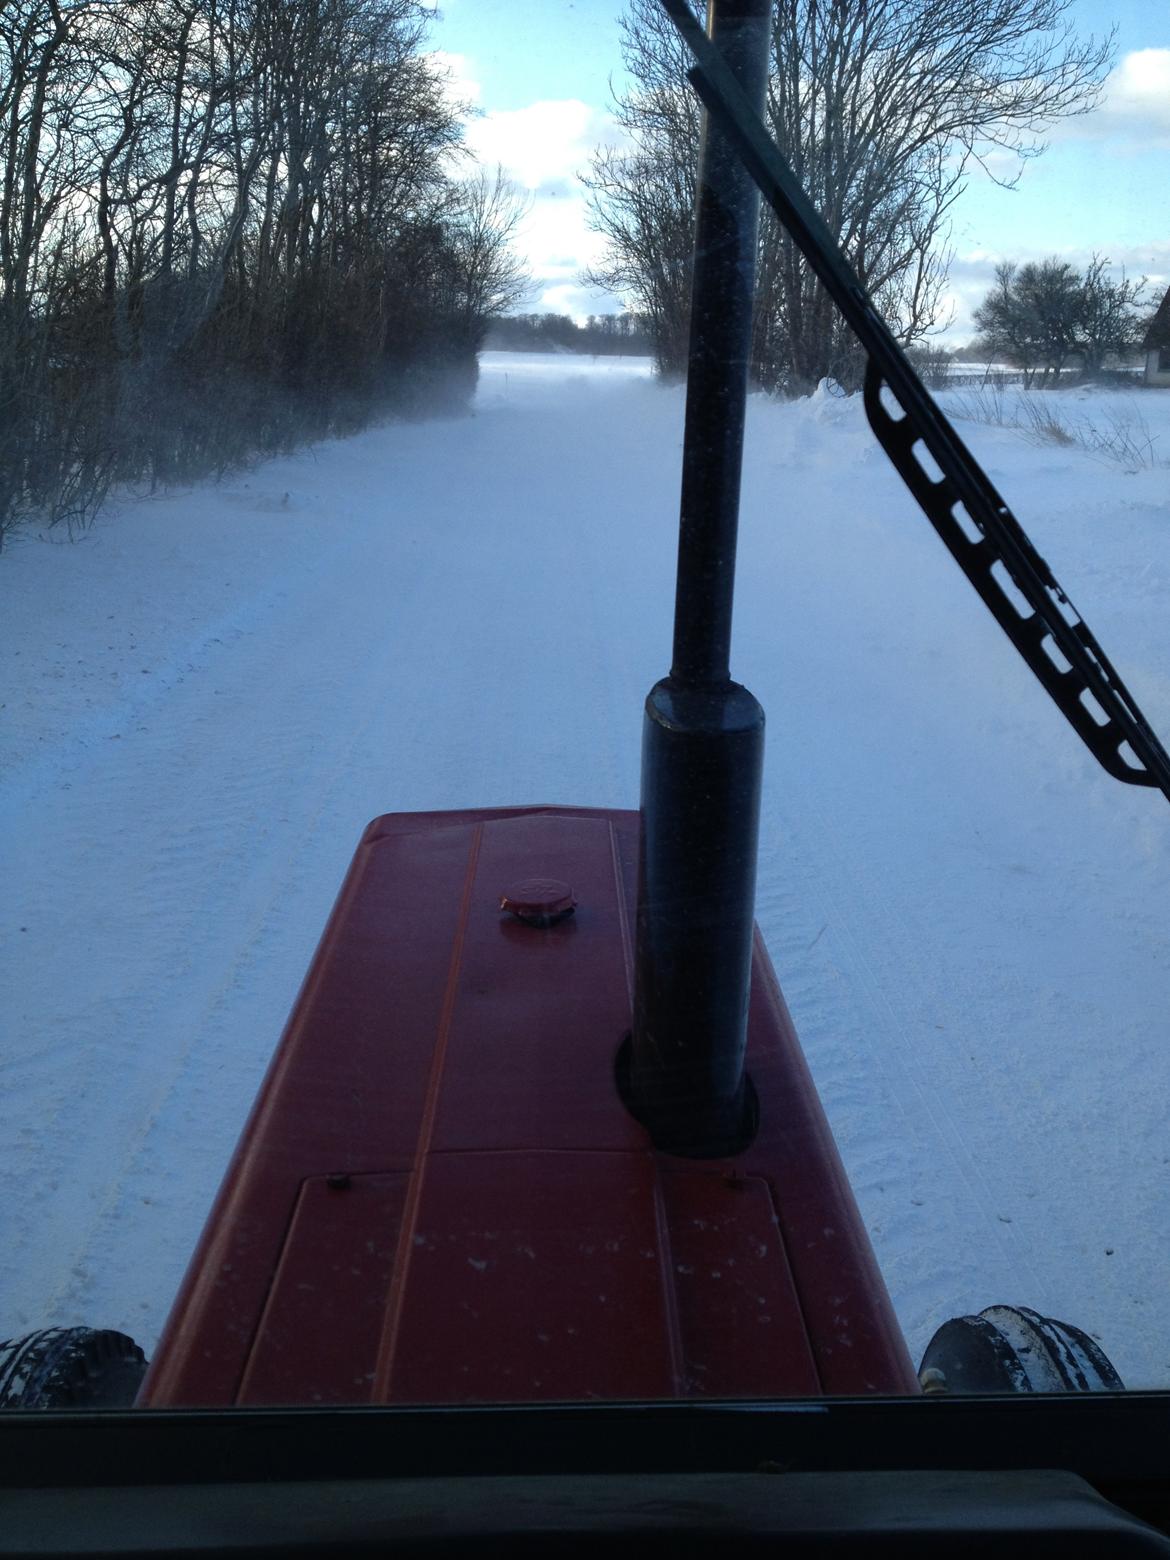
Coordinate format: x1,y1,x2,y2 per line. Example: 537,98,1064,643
3,353,1169,1388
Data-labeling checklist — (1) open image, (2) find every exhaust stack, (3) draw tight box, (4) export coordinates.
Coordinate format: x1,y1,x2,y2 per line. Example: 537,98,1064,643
627,0,771,1158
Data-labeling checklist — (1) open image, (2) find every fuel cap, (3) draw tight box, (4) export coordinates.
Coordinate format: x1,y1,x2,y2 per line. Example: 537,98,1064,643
499,878,576,926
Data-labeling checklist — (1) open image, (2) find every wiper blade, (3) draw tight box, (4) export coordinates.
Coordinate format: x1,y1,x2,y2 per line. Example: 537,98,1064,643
661,0,1170,803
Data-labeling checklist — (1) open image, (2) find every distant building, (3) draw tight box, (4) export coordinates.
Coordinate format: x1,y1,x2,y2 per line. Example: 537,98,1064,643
1143,288,1170,387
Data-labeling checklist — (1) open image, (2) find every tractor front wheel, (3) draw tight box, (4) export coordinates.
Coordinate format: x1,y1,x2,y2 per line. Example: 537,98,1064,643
0,1327,147,1409
918,1305,1123,1394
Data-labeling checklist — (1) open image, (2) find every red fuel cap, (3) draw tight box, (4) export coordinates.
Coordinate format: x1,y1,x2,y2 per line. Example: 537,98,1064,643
500,878,576,926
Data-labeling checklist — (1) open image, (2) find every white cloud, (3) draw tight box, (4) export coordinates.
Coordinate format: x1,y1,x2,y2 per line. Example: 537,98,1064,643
471,102,625,312
536,281,625,321
1105,48,1170,135
428,50,482,109
428,52,629,318
1050,48,1170,146
464,98,620,192
519,192,606,269
509,189,623,319
968,146,1027,182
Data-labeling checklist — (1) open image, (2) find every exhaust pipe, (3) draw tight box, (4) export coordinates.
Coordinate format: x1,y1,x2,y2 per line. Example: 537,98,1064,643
627,0,771,1158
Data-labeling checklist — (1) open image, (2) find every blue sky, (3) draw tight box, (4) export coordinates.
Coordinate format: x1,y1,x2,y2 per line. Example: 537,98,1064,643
429,1,1170,340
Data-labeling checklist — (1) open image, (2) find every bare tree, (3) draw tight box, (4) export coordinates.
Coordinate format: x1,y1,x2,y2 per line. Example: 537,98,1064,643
1078,255,1146,377
0,0,531,544
583,1,700,377
585,0,1112,392
445,168,532,347
974,255,1146,382
973,259,1079,383
0,1,125,544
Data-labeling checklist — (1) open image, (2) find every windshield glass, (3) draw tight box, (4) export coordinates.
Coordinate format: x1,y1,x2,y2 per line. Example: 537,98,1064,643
2,0,1167,1411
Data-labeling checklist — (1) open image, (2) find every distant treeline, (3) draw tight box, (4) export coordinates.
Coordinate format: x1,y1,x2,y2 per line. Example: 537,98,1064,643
1,0,526,546
484,312,653,356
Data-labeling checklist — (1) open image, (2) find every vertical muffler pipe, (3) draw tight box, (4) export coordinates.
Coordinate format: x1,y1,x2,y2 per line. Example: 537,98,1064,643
626,0,771,1157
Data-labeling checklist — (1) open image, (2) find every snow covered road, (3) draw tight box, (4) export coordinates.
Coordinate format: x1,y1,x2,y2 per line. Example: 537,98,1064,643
4,353,1169,1388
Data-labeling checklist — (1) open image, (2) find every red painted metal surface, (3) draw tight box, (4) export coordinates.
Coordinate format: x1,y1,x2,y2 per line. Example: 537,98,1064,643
499,877,576,924
141,806,917,1407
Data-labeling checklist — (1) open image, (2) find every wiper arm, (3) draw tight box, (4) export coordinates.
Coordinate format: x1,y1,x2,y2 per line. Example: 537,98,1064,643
661,0,1170,803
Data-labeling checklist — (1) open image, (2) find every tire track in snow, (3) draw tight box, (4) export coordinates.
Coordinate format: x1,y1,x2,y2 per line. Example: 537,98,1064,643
736,406,1159,1372
2,373,681,1345
734,393,1066,1362
3,516,435,1334
754,785,1049,1364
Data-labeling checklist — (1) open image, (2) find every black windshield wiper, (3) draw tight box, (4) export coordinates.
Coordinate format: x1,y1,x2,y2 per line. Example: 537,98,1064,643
661,0,1170,803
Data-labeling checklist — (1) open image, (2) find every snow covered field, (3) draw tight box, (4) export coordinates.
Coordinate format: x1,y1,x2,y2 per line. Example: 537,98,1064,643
4,351,1170,1390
